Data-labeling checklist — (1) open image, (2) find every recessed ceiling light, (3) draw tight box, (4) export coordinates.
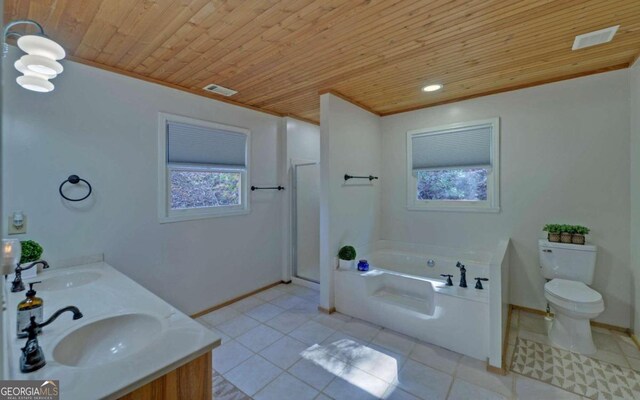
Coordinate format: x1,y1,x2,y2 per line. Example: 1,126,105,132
422,84,443,92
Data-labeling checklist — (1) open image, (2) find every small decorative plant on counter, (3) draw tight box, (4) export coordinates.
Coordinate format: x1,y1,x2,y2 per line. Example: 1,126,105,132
19,240,43,264
338,245,356,270
543,224,562,242
560,225,575,243
572,226,590,245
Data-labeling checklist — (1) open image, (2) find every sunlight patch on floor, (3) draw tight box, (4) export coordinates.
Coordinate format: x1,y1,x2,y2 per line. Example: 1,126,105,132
301,339,399,397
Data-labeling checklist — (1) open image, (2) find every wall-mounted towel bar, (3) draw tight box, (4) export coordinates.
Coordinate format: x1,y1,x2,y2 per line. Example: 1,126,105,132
251,186,285,191
344,174,378,182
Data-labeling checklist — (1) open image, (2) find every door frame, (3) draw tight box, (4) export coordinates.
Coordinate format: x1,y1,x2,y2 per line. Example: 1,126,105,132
290,159,320,288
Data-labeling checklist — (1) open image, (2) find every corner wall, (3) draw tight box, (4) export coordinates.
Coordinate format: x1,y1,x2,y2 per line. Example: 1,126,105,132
319,94,382,309
380,70,631,327
2,51,284,315
631,61,640,333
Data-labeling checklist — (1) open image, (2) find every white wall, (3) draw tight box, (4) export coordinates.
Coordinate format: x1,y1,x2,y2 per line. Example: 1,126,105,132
286,117,320,162
2,51,284,315
0,1,6,380
381,70,631,327
319,94,382,309
631,61,640,333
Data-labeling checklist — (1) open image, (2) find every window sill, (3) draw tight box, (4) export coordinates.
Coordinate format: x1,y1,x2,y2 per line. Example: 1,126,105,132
406,205,501,213
159,208,250,223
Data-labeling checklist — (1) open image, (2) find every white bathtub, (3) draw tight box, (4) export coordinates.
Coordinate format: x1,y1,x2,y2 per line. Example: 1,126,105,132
367,249,491,283
334,241,510,368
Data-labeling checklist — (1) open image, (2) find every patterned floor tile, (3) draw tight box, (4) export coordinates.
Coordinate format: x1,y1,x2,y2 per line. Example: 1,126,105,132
511,337,640,400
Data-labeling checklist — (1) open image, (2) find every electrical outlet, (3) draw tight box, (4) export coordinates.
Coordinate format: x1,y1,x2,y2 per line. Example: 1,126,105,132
8,215,27,235
0,263,13,276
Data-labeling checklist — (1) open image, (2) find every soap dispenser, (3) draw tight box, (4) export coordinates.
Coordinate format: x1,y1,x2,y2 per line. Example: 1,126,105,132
17,282,43,338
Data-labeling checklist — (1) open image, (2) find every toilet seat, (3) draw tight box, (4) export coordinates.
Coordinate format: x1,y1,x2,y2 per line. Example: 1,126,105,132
545,279,602,303
544,279,604,314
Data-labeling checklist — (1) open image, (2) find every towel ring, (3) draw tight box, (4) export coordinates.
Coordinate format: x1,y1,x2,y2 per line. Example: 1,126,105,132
59,175,92,202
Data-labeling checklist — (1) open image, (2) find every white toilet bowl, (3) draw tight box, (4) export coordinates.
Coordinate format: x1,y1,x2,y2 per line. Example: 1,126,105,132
544,278,604,355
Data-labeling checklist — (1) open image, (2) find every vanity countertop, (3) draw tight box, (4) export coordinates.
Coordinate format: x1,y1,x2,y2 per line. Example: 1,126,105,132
2,262,220,399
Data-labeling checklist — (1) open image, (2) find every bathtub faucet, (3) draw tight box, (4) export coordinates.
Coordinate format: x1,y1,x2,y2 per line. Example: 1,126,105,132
456,262,467,288
440,274,453,286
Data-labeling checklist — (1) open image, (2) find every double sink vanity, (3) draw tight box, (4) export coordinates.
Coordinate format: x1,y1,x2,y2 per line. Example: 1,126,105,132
2,262,221,399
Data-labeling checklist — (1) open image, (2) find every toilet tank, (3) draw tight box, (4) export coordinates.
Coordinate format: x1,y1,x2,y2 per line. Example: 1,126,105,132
538,239,597,284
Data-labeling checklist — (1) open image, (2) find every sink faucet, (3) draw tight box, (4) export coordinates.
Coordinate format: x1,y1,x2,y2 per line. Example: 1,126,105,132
20,306,83,373
11,260,49,292
456,262,467,288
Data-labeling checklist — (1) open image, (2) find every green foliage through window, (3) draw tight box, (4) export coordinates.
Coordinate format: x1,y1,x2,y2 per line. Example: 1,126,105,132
170,169,241,209
417,168,488,201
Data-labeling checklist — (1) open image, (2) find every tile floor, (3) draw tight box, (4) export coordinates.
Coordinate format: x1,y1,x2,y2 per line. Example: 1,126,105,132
507,309,640,400
195,283,639,400
511,337,640,399
507,310,640,373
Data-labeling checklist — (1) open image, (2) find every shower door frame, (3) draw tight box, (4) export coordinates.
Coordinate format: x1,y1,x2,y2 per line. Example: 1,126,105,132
290,159,320,288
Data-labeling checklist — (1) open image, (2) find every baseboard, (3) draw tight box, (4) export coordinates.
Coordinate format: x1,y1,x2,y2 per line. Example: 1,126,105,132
502,305,514,372
190,281,283,318
318,306,335,314
630,333,640,351
511,304,630,333
591,320,629,333
486,364,507,376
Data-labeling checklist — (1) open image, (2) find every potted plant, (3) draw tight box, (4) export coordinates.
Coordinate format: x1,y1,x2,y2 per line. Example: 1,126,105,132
543,224,561,242
20,240,43,265
572,226,590,245
560,225,575,243
338,245,356,270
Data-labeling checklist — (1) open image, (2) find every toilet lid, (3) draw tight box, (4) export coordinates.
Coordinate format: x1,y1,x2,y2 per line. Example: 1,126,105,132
545,279,602,304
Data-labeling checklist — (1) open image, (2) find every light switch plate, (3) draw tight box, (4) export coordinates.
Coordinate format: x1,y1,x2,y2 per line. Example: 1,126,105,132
8,216,27,235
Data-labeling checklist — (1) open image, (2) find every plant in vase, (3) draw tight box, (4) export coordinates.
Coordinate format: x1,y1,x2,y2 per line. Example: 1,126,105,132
543,224,562,242
338,245,356,270
572,226,590,245
560,225,575,243
20,240,43,265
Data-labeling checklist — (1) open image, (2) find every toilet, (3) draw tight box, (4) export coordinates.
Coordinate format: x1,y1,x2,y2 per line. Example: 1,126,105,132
538,239,604,355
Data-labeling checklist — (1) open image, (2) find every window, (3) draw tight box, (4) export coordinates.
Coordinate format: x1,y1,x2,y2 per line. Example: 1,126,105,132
158,113,250,222
406,118,500,212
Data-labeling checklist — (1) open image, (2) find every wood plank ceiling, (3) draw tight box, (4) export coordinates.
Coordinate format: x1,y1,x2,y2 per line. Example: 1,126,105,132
5,1,640,123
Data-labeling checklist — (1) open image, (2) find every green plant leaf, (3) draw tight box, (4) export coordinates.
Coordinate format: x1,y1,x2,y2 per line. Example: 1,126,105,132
20,240,43,264
338,246,356,260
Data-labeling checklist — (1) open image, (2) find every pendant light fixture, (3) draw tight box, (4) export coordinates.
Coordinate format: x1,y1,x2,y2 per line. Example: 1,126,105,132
2,20,66,93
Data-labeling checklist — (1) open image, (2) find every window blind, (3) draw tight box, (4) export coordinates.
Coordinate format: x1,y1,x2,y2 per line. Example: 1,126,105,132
411,124,492,171
167,121,247,167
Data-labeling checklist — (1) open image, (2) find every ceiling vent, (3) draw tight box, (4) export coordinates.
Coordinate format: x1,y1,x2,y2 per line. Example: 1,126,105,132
203,83,238,97
572,25,619,50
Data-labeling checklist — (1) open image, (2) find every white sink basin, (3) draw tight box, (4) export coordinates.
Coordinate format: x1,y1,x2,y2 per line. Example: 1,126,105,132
38,271,101,291
53,313,162,367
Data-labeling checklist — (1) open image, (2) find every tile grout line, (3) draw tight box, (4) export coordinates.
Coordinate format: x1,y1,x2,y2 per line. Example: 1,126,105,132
445,350,464,400
220,287,579,400
246,289,327,398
